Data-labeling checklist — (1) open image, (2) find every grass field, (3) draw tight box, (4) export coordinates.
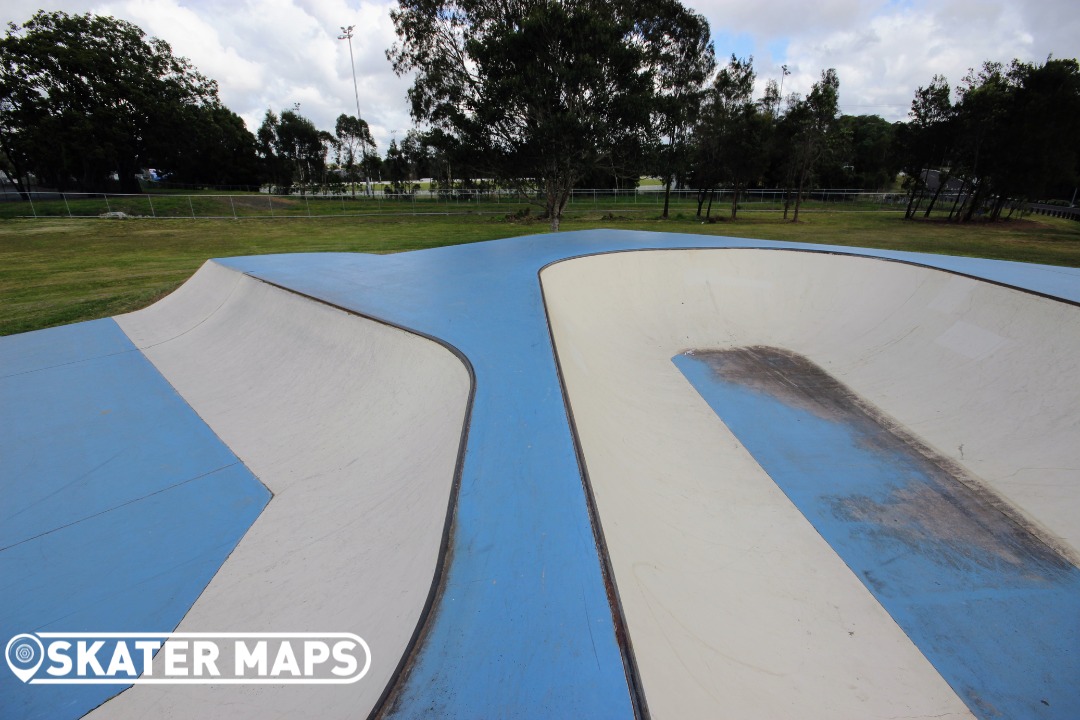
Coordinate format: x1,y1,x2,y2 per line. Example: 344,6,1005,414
2,209,1079,336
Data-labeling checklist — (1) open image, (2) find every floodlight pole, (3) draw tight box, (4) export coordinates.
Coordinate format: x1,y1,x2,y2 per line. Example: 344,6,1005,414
339,25,371,196
777,64,790,118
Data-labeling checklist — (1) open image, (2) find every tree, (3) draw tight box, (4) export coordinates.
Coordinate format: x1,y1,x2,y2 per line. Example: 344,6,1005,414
165,105,261,189
647,5,714,218
1004,58,1080,207
335,114,376,196
0,10,238,194
783,68,842,222
401,129,433,181
689,55,769,220
257,107,327,195
902,57,1080,222
896,74,954,218
818,114,897,190
387,0,715,231
383,139,410,194
966,58,1080,218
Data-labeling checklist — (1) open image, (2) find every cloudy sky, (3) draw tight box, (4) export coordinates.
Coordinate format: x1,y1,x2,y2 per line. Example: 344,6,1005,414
3,1,1076,151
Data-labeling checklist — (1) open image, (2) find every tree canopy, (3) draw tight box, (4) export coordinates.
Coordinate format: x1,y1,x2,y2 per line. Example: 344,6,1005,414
387,0,716,230
2,7,1076,218
897,57,1080,221
0,10,258,193
257,107,333,195
335,114,376,196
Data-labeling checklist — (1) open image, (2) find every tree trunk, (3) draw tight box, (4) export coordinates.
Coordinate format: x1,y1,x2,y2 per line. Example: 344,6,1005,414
904,162,928,219
792,167,808,222
9,174,29,201
923,169,950,218
662,178,673,219
911,185,927,216
731,183,740,220
990,194,1008,221
962,182,985,222
0,138,32,200
705,189,714,219
548,184,571,232
904,182,918,219
117,156,141,194
947,178,967,221
696,189,706,217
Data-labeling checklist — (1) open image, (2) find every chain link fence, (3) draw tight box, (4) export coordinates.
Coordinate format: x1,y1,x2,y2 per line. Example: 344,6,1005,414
0,187,916,220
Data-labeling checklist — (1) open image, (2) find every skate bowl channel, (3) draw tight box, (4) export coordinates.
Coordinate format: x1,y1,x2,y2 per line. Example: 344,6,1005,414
1,229,1078,720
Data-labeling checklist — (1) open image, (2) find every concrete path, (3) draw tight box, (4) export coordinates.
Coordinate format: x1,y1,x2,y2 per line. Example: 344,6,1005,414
2,230,1078,720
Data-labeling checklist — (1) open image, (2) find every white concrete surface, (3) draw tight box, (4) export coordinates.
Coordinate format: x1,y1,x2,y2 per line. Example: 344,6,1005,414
97,261,470,719
542,248,1080,719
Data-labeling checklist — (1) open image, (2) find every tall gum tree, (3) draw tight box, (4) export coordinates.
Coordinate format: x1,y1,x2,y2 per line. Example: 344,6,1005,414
0,10,224,194
784,68,841,222
387,0,713,231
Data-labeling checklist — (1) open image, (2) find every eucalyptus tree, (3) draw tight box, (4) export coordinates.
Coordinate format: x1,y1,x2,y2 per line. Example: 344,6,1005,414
0,10,240,194
383,139,410,194
689,55,769,220
1000,58,1080,210
815,114,897,191
647,5,715,218
898,74,954,218
387,0,715,231
951,58,1080,220
784,68,841,222
257,108,326,195
336,113,376,196
170,105,261,189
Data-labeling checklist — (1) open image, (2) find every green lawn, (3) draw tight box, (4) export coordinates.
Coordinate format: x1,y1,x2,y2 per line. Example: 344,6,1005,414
2,210,1078,336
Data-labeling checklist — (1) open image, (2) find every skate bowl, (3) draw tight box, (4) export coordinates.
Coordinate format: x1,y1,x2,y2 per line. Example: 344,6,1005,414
2,230,1079,719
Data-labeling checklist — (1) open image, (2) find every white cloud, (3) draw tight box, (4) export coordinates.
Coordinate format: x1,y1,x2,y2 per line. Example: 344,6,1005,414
691,0,1079,120
1,0,411,149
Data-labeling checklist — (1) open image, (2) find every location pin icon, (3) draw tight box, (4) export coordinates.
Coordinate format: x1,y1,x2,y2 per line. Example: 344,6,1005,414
6,634,44,683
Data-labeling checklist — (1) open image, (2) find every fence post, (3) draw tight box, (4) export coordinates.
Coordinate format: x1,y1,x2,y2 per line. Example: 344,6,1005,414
188,196,195,219
230,196,236,220
28,192,37,218
104,194,111,214
268,194,274,218
62,193,72,218
147,194,156,218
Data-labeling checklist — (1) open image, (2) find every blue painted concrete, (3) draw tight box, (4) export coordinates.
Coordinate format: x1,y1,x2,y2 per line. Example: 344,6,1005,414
217,231,1080,716
0,319,270,720
3,230,1078,719
223,250,637,718
674,349,1080,720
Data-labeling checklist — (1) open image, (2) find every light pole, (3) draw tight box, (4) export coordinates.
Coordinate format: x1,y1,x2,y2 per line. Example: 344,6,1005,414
338,25,371,196
777,64,790,118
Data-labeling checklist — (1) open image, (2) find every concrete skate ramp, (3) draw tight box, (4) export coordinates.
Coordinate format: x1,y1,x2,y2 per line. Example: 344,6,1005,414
542,249,1080,720
7,231,1080,720
97,261,471,719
